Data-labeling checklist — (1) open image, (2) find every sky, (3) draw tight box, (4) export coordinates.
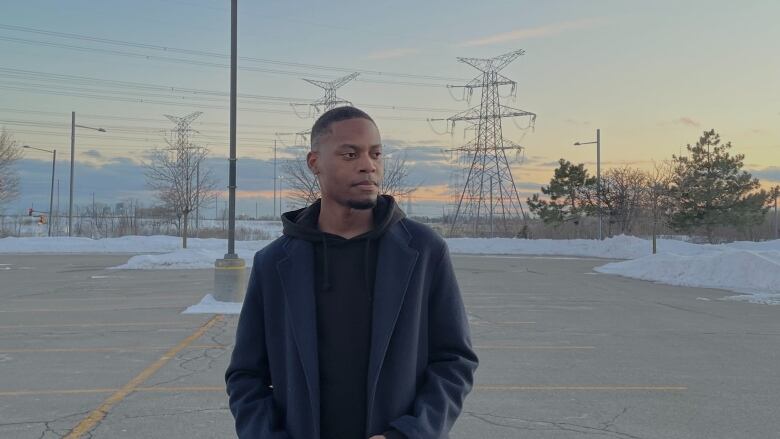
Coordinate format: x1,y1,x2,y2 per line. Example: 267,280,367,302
1,0,779,217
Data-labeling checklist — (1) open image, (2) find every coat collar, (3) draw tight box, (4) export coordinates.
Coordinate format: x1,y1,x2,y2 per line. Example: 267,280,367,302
275,220,419,435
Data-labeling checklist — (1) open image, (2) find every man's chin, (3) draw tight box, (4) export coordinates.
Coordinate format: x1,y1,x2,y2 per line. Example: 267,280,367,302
347,196,378,210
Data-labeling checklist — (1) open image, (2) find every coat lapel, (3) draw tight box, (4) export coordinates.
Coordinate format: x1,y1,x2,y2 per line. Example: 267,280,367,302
276,238,320,437
366,222,419,418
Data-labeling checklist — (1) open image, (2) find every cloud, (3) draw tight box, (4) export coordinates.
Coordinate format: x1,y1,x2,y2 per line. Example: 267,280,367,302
748,166,780,183
366,47,421,60
677,117,701,127
83,149,103,159
459,18,606,47
659,117,701,128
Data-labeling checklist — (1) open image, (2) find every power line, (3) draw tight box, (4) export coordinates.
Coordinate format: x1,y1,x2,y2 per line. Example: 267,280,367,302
0,35,452,88
0,108,304,129
0,23,466,82
0,68,458,113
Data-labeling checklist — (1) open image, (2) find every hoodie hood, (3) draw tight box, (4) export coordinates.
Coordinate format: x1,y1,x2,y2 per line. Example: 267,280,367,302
281,194,406,291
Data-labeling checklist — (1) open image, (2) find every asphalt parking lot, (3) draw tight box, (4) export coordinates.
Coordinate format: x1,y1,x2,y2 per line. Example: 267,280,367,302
0,253,778,438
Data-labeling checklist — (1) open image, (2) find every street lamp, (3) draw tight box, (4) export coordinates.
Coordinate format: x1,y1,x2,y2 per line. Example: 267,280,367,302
574,128,602,240
69,112,106,237
22,145,56,237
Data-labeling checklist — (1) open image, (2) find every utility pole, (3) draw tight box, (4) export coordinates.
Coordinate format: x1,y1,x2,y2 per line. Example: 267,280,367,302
574,129,603,240
214,0,245,302
92,192,96,239
68,112,105,237
48,149,55,237
774,186,779,240
226,0,238,259
431,49,536,237
195,159,200,237
273,139,277,218
279,176,283,215
69,112,75,237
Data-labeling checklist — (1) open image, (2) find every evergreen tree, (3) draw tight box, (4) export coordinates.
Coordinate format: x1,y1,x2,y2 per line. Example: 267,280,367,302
527,159,597,225
668,129,770,242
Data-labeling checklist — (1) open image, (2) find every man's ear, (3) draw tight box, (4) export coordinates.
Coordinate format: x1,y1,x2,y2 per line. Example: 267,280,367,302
306,150,319,175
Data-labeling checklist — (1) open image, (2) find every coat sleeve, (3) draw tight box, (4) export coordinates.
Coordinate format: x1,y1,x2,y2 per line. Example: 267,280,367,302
388,242,479,438
225,252,291,439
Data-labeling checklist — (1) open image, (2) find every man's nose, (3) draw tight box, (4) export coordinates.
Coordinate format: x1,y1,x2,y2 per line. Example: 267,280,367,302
358,152,377,173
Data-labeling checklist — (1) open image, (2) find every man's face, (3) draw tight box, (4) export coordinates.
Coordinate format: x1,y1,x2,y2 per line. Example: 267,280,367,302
307,117,383,210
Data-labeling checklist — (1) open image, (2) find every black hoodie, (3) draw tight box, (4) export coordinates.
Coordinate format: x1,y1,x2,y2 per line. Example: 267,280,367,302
281,194,406,439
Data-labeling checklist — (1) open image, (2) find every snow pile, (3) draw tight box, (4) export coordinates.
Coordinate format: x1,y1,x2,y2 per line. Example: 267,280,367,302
446,235,705,259
112,246,264,270
182,294,242,314
595,249,780,303
0,235,188,253
3,233,779,304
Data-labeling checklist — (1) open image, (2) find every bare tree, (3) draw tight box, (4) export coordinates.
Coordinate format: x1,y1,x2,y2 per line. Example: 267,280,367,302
600,166,647,235
380,151,418,199
282,151,320,209
282,149,418,209
0,128,22,209
143,141,217,248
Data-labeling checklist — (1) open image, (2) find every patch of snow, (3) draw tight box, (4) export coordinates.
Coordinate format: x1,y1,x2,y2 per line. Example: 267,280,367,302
3,234,779,305
182,294,243,314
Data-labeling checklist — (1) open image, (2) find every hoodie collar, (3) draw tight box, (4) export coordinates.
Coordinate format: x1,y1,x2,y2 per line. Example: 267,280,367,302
281,195,406,292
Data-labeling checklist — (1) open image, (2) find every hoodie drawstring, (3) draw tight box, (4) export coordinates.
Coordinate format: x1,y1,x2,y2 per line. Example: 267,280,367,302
321,235,331,291
364,239,372,303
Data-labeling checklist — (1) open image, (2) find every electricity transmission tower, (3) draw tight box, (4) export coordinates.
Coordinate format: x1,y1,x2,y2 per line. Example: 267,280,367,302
432,49,536,237
284,72,360,144
162,111,204,244
164,111,203,151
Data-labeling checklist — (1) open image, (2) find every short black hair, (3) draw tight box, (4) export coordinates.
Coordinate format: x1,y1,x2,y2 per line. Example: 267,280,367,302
310,106,376,150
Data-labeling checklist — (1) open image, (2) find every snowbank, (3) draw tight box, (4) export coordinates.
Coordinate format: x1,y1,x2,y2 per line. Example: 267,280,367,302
182,294,242,314
596,249,780,302
3,233,779,305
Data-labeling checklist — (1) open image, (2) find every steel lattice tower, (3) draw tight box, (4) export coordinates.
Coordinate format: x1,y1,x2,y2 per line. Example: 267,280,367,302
433,50,536,237
164,111,202,151
284,73,360,144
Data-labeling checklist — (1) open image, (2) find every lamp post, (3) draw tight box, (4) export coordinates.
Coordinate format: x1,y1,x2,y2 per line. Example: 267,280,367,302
214,0,245,302
69,112,106,237
22,145,56,237
574,128,602,240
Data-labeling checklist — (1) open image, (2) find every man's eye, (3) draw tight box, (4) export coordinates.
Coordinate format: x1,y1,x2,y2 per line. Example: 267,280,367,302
344,153,357,159
373,152,382,158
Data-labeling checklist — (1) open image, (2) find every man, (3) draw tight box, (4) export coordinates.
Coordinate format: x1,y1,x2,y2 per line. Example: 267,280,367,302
225,106,478,439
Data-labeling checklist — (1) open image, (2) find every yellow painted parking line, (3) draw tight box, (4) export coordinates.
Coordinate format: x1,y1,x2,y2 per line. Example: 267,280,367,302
0,305,184,313
0,321,198,330
475,385,687,391
0,388,117,397
8,295,189,302
0,384,687,398
474,345,595,350
136,386,224,393
63,315,223,439
0,344,225,353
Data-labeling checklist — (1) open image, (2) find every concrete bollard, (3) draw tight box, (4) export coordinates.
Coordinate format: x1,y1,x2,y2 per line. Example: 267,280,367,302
214,257,246,303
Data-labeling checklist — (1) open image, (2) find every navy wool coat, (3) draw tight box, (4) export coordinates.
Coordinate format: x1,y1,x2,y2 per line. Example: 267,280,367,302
225,218,479,438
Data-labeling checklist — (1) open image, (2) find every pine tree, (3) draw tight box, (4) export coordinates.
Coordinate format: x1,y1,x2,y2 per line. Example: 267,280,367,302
527,159,597,225
668,129,770,242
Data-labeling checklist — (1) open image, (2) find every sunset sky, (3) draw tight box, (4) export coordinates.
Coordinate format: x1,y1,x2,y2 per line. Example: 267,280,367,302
2,0,778,217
